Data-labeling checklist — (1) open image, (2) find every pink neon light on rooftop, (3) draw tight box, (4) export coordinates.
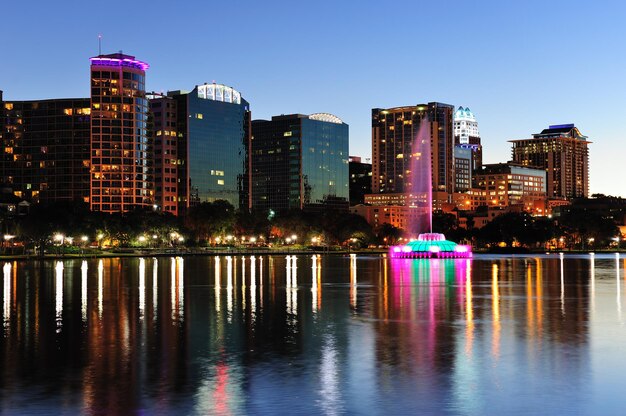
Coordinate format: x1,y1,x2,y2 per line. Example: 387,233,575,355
90,56,149,71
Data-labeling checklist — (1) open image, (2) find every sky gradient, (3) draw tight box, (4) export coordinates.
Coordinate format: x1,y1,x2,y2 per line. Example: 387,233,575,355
2,0,625,196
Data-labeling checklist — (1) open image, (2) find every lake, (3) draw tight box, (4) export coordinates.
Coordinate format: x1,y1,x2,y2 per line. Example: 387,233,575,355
1,253,625,415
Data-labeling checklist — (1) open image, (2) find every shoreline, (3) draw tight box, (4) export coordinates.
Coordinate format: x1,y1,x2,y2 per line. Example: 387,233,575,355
0,247,624,262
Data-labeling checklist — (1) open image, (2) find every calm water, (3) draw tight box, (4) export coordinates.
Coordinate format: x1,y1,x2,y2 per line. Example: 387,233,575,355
0,254,625,415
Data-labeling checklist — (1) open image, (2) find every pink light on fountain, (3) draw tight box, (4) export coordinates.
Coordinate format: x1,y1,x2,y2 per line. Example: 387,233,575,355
407,117,432,237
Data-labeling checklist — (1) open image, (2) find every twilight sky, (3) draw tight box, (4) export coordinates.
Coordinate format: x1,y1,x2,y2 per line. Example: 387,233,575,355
2,0,625,197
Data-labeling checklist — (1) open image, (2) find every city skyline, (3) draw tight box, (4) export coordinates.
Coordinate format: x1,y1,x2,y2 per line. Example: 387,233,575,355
2,0,625,197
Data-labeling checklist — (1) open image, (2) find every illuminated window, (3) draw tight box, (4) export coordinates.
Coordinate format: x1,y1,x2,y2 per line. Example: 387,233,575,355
195,113,203,119
217,179,225,185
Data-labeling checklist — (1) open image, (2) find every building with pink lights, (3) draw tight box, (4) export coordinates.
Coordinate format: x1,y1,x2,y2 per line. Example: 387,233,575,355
89,53,153,213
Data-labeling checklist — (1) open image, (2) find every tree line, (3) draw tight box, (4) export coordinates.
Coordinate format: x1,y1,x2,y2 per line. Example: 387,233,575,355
2,199,623,255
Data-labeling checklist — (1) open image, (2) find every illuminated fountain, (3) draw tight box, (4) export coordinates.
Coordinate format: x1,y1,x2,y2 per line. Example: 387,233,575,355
390,114,471,259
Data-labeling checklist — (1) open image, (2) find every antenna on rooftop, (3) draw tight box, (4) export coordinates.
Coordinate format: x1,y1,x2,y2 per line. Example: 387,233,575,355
98,34,102,55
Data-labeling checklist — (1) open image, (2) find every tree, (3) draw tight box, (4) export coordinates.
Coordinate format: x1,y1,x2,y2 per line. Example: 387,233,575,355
376,223,402,245
185,200,236,243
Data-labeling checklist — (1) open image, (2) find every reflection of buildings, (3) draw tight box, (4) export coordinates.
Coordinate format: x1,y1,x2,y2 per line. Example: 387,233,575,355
0,255,601,414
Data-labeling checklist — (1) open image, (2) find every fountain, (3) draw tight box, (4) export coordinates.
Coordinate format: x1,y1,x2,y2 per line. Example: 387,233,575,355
389,114,472,259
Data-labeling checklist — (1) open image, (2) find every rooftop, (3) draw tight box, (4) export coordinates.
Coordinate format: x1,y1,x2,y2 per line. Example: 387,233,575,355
90,53,149,71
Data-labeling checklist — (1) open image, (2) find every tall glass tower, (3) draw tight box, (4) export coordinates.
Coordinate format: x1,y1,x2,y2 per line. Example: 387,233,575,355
251,113,349,213
89,53,152,213
170,83,251,212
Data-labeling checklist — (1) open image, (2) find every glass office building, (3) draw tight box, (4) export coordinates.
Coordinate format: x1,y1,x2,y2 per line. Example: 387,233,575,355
251,113,349,213
170,84,250,212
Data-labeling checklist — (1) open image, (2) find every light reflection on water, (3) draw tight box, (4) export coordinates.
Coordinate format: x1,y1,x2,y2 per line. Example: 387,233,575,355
1,254,626,414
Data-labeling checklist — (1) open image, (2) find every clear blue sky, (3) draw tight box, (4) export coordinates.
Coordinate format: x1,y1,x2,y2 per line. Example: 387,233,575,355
2,0,625,197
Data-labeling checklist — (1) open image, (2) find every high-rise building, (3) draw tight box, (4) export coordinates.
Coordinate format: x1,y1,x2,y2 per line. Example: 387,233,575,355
510,124,590,199
251,113,349,213
454,106,479,144
454,106,482,172
89,53,152,213
474,162,546,213
371,102,455,197
453,145,472,193
349,156,372,205
0,96,91,203
169,83,250,212
147,93,179,215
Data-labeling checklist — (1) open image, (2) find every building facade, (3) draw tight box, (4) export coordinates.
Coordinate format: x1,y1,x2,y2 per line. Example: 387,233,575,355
89,53,152,213
147,93,179,215
251,113,349,213
170,83,250,212
474,162,546,213
349,156,372,205
371,102,455,197
454,106,482,172
510,124,590,199
453,145,472,192
0,96,91,203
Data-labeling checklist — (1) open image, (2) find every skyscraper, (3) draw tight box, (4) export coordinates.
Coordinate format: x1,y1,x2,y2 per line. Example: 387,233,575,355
349,156,372,205
147,93,179,215
453,145,472,193
251,113,349,213
453,106,482,172
371,102,455,196
169,83,251,212
0,96,91,203
510,124,590,199
89,53,152,213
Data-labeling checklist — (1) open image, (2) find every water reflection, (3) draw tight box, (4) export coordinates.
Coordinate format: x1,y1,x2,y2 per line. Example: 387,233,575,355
139,258,145,318
227,256,233,321
286,256,298,317
81,261,88,322
55,261,63,333
492,264,500,360
617,254,621,319
3,262,10,326
350,254,357,309
311,255,321,314
97,259,103,317
0,255,621,414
